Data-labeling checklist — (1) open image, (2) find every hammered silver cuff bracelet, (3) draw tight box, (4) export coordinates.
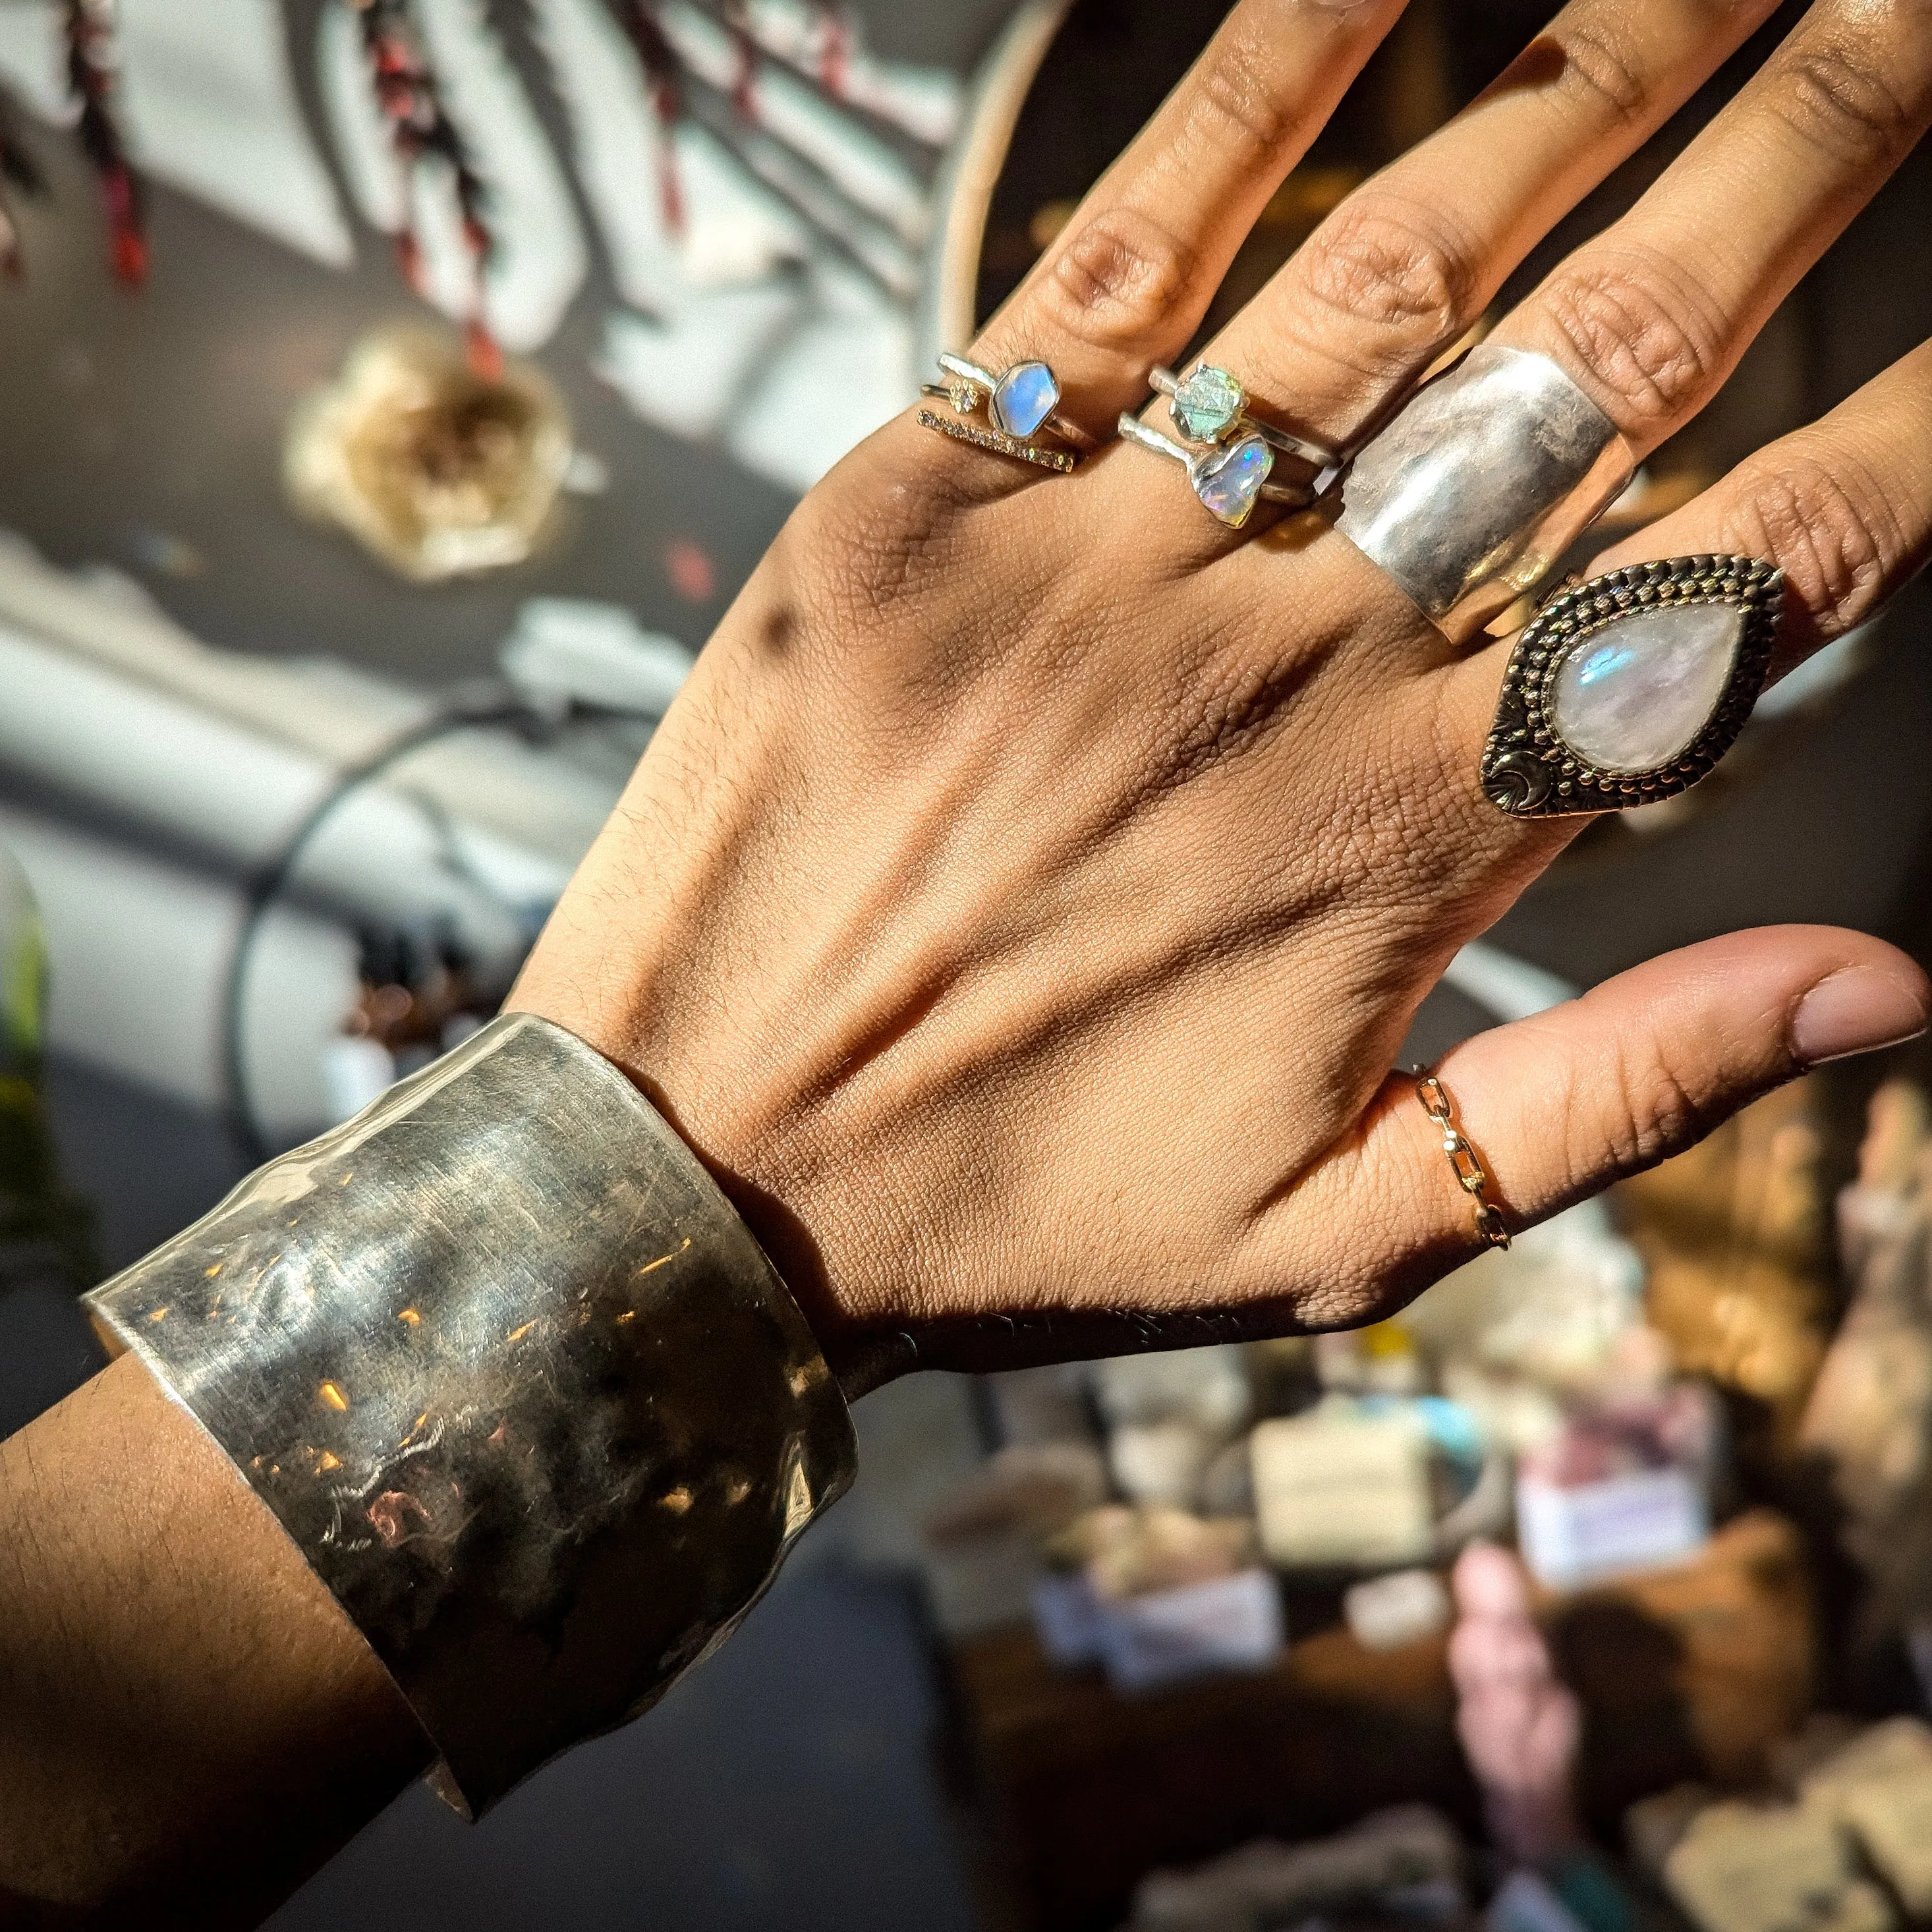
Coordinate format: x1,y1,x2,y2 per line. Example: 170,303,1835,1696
83,1013,857,1816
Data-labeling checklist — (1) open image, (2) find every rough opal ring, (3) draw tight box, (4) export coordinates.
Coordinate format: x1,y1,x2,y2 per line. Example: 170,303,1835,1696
1151,363,1338,476
1481,555,1784,817
1116,414,1312,529
917,351,1087,472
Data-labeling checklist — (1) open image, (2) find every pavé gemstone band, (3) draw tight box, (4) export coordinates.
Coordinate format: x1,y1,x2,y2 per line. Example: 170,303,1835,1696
84,1013,857,1816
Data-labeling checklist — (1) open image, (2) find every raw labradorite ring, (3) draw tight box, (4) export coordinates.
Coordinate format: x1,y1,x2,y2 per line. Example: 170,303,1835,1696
917,351,1089,473
1116,412,1315,530
1151,363,1340,478
1481,555,1784,818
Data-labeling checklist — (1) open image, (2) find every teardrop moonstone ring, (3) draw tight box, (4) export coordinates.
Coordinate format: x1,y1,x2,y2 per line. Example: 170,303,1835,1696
1481,555,1784,816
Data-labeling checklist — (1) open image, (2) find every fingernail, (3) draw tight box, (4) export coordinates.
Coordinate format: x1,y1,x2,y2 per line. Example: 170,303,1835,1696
1792,967,1929,1067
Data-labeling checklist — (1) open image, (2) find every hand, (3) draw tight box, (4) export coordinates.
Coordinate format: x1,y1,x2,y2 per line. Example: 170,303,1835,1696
517,0,1932,1390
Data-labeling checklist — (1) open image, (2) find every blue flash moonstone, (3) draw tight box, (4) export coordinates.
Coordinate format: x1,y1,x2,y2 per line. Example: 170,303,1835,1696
992,361,1060,440
1191,434,1274,527
1551,602,1742,772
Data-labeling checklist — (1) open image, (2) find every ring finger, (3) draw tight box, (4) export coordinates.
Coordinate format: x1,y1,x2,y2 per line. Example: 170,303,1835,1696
1204,0,1786,451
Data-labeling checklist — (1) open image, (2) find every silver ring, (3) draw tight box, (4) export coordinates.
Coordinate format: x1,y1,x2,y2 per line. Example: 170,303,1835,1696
1481,554,1783,817
1334,343,1636,643
1116,414,1313,530
1150,364,1339,474
928,351,1090,448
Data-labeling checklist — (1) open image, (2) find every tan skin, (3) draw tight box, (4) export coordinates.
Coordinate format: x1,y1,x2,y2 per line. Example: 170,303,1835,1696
5,0,1932,1918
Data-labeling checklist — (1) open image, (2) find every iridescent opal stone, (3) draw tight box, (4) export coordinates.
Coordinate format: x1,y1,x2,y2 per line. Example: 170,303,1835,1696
991,361,1060,440
1191,434,1274,527
1552,602,1743,772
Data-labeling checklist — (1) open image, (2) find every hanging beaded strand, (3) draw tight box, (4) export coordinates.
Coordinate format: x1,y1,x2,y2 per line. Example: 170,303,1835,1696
349,0,500,378
609,3,687,237
63,0,144,285
0,96,47,281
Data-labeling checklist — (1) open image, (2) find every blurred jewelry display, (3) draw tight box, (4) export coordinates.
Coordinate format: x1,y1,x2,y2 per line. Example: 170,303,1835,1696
285,327,575,582
1802,1083,1932,1662
1481,557,1784,818
918,351,1083,472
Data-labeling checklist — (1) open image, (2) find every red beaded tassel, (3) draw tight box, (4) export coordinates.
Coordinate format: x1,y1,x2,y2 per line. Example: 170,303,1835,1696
63,0,144,285
351,0,499,378
611,3,687,237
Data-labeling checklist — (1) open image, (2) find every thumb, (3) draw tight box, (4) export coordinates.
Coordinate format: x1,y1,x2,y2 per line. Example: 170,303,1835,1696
1295,926,1928,1303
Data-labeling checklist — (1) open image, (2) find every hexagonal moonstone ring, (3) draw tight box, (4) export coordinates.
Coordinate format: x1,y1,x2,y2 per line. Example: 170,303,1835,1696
932,352,1081,453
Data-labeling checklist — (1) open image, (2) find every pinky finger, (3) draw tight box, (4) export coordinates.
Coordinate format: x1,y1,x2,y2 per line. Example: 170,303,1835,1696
1591,338,1932,672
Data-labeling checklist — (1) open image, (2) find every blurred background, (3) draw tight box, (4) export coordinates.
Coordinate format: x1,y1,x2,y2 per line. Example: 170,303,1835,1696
2,1,1931,1927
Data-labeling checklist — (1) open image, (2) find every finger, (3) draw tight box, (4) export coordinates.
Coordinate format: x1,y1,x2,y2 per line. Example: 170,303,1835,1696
1280,926,1929,1319
1489,0,1932,457
1589,337,1932,668
967,0,1411,441
1201,0,1784,450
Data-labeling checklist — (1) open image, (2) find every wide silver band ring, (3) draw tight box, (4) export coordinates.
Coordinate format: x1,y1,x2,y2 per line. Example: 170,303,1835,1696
1334,343,1636,644
1117,414,1314,530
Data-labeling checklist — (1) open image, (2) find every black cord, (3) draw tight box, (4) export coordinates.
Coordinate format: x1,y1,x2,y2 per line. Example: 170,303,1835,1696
221,688,536,1163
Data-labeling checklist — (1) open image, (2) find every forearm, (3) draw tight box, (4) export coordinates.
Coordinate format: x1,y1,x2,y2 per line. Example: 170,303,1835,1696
0,1355,430,1927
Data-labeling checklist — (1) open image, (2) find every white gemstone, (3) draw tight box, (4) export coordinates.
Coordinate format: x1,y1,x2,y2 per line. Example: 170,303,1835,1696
1551,602,1743,774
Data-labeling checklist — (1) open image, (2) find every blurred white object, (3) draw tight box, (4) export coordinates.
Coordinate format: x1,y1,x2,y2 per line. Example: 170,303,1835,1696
1251,1399,1434,1570
1516,1465,1707,1591
1799,1719,1932,1919
500,597,695,718
1092,1568,1284,1695
1127,1805,1466,1932
321,1034,397,1123
120,0,355,266
1487,1871,1589,1932
1094,1344,1254,1510
0,535,630,1145
1344,1567,1451,1652
1663,1800,1892,1932
1093,1346,1252,1436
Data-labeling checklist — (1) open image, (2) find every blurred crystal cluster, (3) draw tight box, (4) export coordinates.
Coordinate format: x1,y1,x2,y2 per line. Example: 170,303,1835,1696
920,1199,1717,1693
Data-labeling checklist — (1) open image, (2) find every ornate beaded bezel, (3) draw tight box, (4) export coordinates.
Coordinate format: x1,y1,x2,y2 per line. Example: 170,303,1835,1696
1481,554,1784,818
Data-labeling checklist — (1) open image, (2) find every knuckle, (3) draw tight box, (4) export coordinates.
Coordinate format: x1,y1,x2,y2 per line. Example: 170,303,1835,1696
1769,38,1917,169
1297,194,1482,350
1580,1038,1710,1183
1547,25,1652,130
1534,244,1725,431
1190,32,1299,171
1044,206,1195,352
1719,448,1902,633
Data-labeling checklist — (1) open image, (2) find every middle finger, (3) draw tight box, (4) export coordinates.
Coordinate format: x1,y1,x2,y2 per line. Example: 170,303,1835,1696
1187,0,1785,453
